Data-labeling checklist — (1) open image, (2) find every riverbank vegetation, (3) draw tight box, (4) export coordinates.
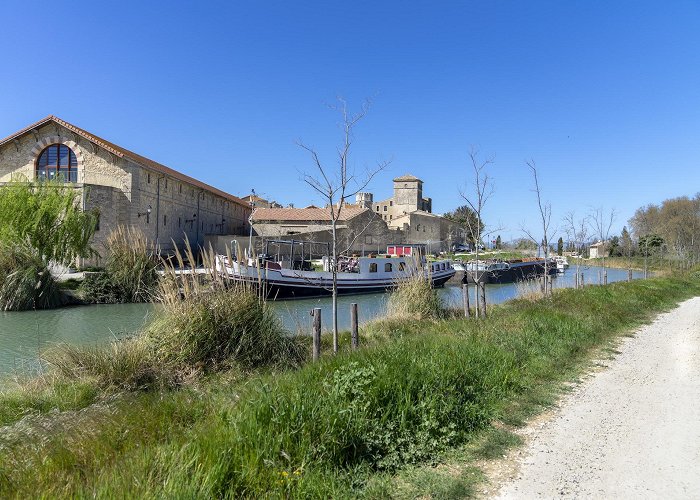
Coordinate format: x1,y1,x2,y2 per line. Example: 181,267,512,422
0,178,98,311
78,226,159,304
1,272,699,497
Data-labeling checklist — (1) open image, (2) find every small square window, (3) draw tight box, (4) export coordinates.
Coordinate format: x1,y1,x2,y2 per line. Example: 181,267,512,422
369,263,377,273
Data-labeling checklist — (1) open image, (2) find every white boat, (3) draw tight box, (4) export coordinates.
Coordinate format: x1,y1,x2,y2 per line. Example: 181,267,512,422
216,241,456,298
554,256,569,272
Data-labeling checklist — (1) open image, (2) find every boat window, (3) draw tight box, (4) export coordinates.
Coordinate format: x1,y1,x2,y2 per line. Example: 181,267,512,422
369,263,377,273
399,262,406,271
384,262,392,272
441,263,445,270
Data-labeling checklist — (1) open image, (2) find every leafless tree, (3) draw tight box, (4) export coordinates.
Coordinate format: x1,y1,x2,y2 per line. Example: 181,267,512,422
589,207,616,271
563,211,589,288
298,98,390,353
521,160,555,295
459,147,499,316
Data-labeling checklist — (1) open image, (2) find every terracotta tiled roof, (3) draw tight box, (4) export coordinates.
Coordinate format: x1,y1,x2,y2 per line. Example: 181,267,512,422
0,115,248,207
393,173,422,182
253,205,368,222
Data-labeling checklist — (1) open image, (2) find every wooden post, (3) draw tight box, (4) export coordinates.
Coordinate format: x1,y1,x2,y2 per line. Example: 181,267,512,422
598,270,602,285
479,282,487,318
547,275,553,294
580,272,585,287
312,308,321,361
462,284,471,318
575,271,579,289
350,303,359,350
628,269,633,282
603,271,608,286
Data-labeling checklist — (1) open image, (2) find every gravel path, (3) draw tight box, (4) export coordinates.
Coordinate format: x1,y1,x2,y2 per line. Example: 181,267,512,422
494,296,700,499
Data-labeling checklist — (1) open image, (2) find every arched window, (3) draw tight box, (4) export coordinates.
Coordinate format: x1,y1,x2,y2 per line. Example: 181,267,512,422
36,144,78,182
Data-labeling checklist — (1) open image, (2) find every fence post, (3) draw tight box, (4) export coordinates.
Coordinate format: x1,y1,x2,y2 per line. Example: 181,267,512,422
462,283,471,318
547,275,553,295
598,270,602,285
479,282,487,318
312,308,321,361
351,303,359,350
575,271,579,289
580,272,585,287
628,269,633,282
603,271,608,285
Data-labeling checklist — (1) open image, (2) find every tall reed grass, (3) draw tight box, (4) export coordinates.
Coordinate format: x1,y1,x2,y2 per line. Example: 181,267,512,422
40,241,304,393
387,271,445,320
149,242,305,372
0,243,66,311
79,226,159,303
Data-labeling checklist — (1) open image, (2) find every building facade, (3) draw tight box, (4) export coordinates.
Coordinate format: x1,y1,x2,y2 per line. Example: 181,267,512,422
0,116,250,262
372,174,432,222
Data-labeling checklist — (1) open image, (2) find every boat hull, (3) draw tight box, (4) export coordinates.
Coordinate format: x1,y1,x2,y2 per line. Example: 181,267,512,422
216,257,456,299
463,261,557,285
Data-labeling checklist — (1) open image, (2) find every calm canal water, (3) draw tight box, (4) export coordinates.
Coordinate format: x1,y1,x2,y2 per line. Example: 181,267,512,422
0,265,645,376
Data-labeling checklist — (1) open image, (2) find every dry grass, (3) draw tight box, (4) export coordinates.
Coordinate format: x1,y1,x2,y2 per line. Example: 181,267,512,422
387,270,445,320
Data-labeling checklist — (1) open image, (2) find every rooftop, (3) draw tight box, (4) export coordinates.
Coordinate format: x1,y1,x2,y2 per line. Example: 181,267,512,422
0,115,247,207
393,174,422,182
252,205,368,222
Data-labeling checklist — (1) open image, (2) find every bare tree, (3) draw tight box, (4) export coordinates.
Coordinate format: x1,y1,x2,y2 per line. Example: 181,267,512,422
459,147,499,316
521,160,555,295
589,207,616,271
563,211,589,288
298,98,390,353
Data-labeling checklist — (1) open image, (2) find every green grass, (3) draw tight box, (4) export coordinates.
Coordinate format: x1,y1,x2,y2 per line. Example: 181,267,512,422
1,276,699,498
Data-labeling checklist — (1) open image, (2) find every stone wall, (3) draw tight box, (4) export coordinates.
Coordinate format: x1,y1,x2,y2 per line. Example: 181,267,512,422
0,120,251,262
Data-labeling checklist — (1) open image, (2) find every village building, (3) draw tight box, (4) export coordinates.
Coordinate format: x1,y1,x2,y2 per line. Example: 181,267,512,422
241,194,282,209
0,116,251,262
370,174,432,221
588,240,608,259
216,173,462,256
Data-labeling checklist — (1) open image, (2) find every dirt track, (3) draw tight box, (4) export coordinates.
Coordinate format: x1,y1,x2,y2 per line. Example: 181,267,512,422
494,296,700,499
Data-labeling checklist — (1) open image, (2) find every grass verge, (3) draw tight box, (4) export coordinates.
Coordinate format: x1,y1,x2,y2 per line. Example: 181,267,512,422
1,275,698,498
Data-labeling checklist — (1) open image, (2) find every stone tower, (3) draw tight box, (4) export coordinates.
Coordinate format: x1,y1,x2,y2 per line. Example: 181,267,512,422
355,191,374,209
392,174,423,215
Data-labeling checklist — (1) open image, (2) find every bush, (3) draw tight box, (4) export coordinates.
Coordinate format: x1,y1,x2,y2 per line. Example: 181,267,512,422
79,226,159,303
145,285,305,372
387,272,445,320
78,272,121,304
0,243,67,311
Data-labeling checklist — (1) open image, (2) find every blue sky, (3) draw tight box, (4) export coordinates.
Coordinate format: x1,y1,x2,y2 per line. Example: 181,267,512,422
2,1,699,241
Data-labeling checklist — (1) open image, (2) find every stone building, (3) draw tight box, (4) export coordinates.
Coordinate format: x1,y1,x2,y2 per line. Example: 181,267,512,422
372,174,432,222
249,205,398,255
0,116,250,262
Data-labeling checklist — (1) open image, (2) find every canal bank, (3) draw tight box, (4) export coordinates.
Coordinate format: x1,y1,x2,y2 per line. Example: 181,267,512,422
0,265,645,375
0,275,695,498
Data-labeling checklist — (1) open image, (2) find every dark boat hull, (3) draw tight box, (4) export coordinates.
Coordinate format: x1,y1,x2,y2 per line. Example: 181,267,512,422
462,262,557,285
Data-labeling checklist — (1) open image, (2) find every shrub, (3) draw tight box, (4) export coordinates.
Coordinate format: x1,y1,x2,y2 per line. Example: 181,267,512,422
0,177,98,264
79,226,159,303
0,243,67,311
146,284,305,372
387,272,445,320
